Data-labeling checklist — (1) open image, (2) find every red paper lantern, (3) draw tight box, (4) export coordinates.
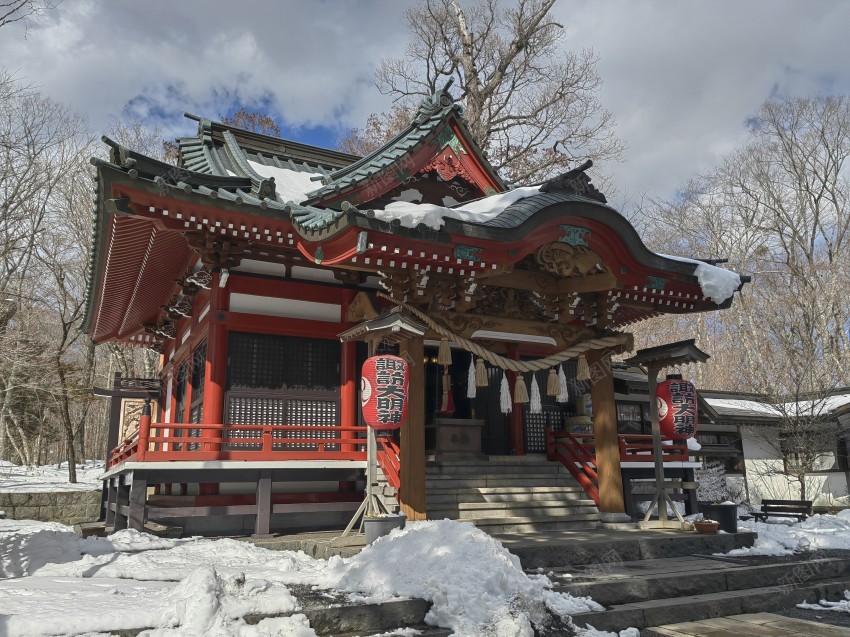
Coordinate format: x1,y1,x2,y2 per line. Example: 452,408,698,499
361,355,409,430
656,374,698,439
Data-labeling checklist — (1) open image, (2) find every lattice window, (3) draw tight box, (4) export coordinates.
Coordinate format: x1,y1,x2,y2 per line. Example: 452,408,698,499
276,398,340,451
227,332,340,392
223,395,288,451
223,332,341,451
188,341,208,449
521,367,573,453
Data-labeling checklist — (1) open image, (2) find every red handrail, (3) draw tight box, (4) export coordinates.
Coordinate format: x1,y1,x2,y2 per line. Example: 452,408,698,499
546,428,600,505
376,436,401,496
618,434,689,462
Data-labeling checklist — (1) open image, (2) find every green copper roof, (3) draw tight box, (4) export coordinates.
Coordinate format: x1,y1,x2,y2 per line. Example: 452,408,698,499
303,81,505,207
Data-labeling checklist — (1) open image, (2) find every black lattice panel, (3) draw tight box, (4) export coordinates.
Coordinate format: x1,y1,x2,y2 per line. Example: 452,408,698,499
227,332,288,391
277,399,340,451
188,403,203,451
224,395,287,450
523,405,565,453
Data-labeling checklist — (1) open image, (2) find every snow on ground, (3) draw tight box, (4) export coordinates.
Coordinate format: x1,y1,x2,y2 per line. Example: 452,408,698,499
374,186,542,230
798,589,850,613
724,510,850,556
0,460,103,493
0,517,636,637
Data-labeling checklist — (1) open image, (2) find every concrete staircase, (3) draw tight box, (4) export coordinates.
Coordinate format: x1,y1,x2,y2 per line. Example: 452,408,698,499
559,552,850,633
423,456,599,533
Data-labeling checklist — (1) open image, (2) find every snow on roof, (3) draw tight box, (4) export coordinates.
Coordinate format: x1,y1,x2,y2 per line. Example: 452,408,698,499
704,398,782,418
247,159,323,204
706,393,850,420
372,185,542,230
659,253,742,304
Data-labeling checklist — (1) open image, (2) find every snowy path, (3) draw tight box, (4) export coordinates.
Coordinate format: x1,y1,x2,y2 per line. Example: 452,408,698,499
0,461,103,493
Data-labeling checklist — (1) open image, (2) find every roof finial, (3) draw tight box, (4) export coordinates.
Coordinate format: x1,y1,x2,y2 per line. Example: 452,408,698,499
415,77,457,123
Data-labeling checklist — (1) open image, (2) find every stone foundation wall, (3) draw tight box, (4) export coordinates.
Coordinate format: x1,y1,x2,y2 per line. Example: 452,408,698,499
0,491,101,525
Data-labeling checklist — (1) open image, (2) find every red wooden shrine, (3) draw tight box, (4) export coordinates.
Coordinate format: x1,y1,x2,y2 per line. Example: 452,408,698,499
85,85,747,535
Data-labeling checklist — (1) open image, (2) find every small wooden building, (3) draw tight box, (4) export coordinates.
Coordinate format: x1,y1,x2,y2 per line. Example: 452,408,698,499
84,86,747,535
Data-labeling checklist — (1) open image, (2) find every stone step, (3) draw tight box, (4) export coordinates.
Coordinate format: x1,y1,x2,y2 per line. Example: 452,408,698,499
246,585,431,637
334,626,452,637
426,462,569,476
570,576,850,633
425,475,574,489
559,557,850,607
506,531,758,568
458,513,600,534
430,501,599,520
426,486,588,505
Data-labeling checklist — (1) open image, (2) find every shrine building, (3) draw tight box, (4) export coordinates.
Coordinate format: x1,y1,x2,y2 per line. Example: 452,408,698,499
85,85,748,536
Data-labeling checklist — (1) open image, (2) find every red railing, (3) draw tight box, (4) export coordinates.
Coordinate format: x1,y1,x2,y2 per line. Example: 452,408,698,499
618,434,689,463
545,431,693,504
109,430,140,467
107,422,368,468
376,436,401,495
546,429,600,505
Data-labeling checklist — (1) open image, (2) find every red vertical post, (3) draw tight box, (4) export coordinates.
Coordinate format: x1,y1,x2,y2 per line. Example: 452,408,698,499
200,270,228,496
137,400,151,462
202,271,228,445
340,291,357,492
168,372,177,424
340,341,357,452
508,346,525,455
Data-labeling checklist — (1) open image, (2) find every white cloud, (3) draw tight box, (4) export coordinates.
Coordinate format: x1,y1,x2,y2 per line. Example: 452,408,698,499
3,0,850,201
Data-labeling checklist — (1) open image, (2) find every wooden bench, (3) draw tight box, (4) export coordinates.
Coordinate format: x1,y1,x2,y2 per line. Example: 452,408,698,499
751,499,812,522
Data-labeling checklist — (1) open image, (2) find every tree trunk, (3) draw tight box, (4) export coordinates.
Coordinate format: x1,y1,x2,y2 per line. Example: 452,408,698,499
56,357,77,483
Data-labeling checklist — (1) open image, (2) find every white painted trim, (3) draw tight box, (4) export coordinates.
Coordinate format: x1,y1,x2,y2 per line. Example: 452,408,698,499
290,266,342,284
232,259,287,277
229,293,341,322
197,303,210,322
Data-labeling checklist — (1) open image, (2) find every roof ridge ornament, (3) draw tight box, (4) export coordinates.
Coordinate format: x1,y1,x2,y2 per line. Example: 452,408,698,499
540,159,607,204
415,77,456,123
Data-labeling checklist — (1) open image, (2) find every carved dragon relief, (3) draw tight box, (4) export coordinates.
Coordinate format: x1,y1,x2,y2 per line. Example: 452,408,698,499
534,242,607,278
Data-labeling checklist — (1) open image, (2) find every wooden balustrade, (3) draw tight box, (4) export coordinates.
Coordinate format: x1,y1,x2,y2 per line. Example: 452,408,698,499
377,436,401,493
107,423,368,467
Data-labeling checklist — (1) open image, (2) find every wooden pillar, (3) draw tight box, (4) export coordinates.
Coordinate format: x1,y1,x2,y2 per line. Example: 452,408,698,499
200,272,228,496
105,372,123,460
586,349,625,514
340,341,357,452
253,471,272,538
202,272,228,439
128,473,147,531
114,476,130,531
399,337,426,520
508,346,525,455
104,478,117,529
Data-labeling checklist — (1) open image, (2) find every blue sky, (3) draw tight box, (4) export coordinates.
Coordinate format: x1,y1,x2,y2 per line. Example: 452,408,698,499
3,0,850,202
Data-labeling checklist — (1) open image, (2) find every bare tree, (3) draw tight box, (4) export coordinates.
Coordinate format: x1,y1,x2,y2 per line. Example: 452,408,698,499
343,0,624,184
220,107,281,137
0,0,57,31
637,96,850,499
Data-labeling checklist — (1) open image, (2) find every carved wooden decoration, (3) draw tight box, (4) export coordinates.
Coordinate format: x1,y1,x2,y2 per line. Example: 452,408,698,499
535,242,605,278
347,291,380,322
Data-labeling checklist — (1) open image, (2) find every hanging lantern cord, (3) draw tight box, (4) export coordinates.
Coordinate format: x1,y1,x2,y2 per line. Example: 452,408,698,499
377,292,630,373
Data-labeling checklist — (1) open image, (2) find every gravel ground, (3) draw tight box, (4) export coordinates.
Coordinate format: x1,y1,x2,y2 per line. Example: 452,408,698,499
779,605,850,629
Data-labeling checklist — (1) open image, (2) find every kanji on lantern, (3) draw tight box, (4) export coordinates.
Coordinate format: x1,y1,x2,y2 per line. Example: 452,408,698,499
361,355,409,430
656,374,698,439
